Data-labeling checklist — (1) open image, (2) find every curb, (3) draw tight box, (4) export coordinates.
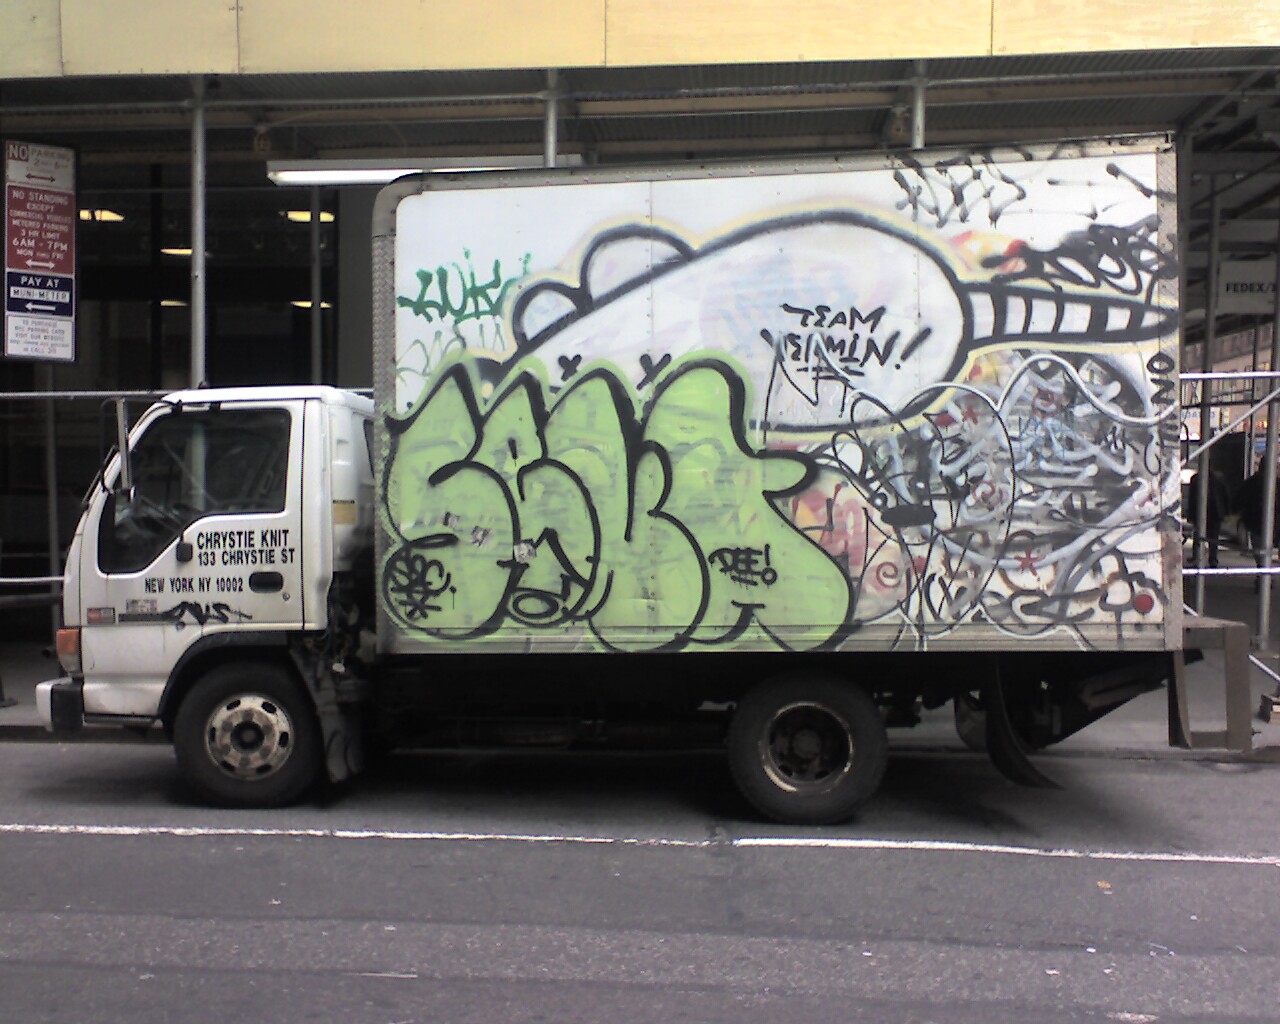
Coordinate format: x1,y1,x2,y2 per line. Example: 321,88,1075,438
0,721,166,744
889,739,1280,766
0,723,58,742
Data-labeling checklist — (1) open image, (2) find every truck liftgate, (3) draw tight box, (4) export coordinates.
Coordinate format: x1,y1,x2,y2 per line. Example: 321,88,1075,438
1171,616,1253,753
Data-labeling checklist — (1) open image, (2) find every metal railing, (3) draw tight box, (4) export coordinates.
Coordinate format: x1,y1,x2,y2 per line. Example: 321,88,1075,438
0,389,165,627
1181,365,1280,659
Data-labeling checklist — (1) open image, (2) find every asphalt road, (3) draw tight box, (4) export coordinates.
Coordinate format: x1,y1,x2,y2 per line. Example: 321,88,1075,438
1,740,1278,1023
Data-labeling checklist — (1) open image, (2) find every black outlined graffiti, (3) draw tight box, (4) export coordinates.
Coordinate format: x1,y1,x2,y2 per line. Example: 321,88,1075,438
510,225,696,348
505,210,1175,429
637,353,672,389
557,354,583,381
384,540,456,621
163,602,252,626
984,217,1174,304
794,350,1170,641
382,358,853,652
708,545,779,587
893,152,1031,228
389,151,1179,650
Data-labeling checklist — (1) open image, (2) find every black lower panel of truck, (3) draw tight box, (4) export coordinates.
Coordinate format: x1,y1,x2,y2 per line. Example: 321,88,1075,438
369,648,1172,762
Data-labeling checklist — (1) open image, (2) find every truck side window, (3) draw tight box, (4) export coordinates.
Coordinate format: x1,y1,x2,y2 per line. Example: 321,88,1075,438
98,409,291,574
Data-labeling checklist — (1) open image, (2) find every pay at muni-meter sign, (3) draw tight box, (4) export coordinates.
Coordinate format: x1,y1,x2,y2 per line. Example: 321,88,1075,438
4,140,76,362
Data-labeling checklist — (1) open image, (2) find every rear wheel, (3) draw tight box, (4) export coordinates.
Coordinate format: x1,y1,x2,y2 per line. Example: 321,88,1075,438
174,662,321,808
954,691,988,753
728,676,888,825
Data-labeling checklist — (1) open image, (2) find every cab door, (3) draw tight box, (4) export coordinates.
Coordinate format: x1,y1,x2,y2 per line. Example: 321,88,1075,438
79,400,305,719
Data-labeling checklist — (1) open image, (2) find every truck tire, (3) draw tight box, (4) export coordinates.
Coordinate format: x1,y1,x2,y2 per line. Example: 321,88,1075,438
954,692,988,753
728,677,888,826
174,662,321,808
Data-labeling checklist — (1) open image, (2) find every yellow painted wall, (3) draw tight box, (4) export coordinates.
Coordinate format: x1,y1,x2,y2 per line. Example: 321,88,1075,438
994,0,1280,55
2,0,1279,79
61,0,240,75
238,0,606,74
0,0,62,77
606,0,995,64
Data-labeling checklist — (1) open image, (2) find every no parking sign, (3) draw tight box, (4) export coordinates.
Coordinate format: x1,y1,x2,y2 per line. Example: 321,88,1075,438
4,141,76,362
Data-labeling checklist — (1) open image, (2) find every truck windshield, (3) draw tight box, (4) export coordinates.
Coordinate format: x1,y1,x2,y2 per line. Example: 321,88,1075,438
97,408,290,574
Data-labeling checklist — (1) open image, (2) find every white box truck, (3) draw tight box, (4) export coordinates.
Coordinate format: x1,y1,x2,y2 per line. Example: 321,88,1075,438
40,137,1198,823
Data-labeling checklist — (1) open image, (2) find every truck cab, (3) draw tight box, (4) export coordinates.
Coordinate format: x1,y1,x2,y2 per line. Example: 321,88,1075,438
40,386,375,805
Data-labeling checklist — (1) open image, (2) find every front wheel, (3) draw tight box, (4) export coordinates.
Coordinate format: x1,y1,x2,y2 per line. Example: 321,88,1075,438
728,676,888,826
174,662,321,808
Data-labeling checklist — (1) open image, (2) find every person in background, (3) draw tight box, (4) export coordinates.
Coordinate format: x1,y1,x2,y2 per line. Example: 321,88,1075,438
1188,470,1229,568
1234,470,1280,570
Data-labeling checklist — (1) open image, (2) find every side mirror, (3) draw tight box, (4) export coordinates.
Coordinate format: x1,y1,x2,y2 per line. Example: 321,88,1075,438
96,444,119,496
115,399,133,495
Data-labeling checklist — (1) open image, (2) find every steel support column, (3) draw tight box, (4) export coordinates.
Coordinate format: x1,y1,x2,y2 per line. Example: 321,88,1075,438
1248,324,1262,477
1194,189,1221,612
310,186,323,383
1257,218,1280,651
190,76,207,388
544,69,560,168
911,61,926,150
41,367,60,634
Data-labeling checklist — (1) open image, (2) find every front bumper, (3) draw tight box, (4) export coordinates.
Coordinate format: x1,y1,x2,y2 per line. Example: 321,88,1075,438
36,677,84,734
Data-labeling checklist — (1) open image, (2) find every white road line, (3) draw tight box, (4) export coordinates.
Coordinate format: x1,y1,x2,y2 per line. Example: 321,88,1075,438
734,836,1280,866
0,822,704,846
3,821,1280,867
2,814,1280,865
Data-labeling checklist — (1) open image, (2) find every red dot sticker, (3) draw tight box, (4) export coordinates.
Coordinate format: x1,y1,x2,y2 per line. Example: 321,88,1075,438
1134,593,1155,614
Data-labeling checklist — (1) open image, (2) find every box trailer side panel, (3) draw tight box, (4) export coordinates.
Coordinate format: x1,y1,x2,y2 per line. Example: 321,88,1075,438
373,139,1181,658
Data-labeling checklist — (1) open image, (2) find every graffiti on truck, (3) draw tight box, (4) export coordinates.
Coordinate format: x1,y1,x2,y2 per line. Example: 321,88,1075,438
384,151,1179,650
382,357,853,652
395,250,532,397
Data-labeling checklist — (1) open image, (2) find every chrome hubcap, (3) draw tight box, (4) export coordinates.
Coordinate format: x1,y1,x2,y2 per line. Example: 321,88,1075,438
760,701,854,793
204,694,293,779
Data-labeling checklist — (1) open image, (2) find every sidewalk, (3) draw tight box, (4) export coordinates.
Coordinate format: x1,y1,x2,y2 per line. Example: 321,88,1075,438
0,639,68,741
0,639,174,745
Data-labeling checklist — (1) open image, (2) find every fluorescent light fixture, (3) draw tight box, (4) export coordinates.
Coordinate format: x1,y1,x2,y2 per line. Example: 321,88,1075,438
161,299,188,308
268,162,421,186
266,154,579,186
284,210,336,224
79,208,125,222
161,247,193,257
291,300,333,309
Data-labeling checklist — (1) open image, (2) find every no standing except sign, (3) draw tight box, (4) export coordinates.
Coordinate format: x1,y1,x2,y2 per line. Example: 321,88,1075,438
4,140,76,362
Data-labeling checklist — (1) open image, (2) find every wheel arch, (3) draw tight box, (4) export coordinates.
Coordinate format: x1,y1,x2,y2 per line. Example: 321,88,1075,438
157,632,302,739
